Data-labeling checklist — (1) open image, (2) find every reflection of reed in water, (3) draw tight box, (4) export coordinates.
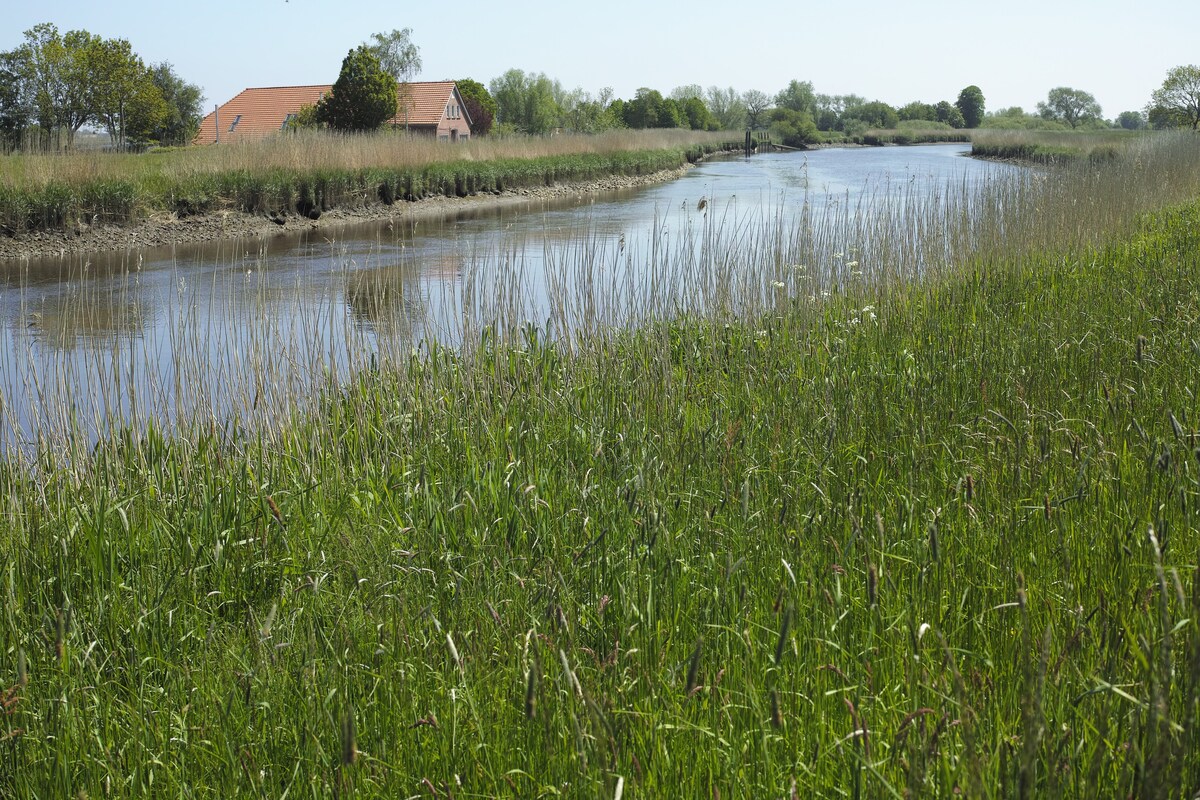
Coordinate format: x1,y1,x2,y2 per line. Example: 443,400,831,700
24,284,148,351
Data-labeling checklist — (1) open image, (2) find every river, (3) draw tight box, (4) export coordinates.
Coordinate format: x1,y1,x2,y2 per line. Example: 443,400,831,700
0,143,1022,454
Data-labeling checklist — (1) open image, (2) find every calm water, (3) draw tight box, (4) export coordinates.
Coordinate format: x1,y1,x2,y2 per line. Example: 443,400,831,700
0,143,1021,452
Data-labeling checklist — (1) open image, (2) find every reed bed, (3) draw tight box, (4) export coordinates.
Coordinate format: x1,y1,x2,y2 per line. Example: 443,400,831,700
970,128,1144,164
3,133,1200,797
0,130,734,236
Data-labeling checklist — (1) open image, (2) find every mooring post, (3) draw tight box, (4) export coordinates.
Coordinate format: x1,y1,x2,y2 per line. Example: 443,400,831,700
745,129,752,157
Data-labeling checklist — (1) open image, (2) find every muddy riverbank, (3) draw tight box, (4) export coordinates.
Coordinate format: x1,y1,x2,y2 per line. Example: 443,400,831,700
0,165,694,262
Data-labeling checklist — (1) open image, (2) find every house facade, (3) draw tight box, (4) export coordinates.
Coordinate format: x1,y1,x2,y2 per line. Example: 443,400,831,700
194,81,473,144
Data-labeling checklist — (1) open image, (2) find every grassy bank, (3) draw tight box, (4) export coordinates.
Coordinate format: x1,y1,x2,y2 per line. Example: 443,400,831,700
4,135,1200,796
0,129,735,237
970,129,1144,164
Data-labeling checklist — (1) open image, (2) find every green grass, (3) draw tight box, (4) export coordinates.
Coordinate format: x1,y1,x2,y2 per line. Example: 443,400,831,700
970,129,1144,164
3,134,1200,798
0,130,737,237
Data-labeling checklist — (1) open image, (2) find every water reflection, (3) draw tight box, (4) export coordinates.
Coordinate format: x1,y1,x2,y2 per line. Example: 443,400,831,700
0,144,1023,456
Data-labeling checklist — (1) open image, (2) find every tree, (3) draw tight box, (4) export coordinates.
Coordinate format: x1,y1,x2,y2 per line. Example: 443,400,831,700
955,85,985,128
488,69,560,134
742,89,770,130
898,101,937,123
846,100,898,129
935,100,966,129
146,62,204,146
1148,65,1200,130
769,107,818,147
365,28,421,84
775,80,815,115
705,86,746,130
87,37,166,149
316,46,397,132
1037,87,1101,129
1116,110,1147,131
455,78,496,136
16,23,99,148
0,50,31,151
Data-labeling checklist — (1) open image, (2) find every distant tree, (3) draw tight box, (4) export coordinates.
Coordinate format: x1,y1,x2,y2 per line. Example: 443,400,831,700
1115,110,1147,130
365,28,421,84
489,69,560,134
680,96,716,130
1148,65,1200,130
704,85,746,130
847,100,898,129
768,107,819,147
934,100,966,128
624,88,666,128
456,77,496,136
775,79,816,115
742,89,771,130
87,37,166,149
146,62,204,146
955,85,985,128
898,101,937,122
1037,87,1101,129
669,84,704,102
0,50,31,151
16,23,99,148
316,46,397,132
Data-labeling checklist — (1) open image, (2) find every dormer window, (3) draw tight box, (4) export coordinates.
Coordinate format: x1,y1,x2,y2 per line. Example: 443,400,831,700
282,114,297,130
229,114,242,132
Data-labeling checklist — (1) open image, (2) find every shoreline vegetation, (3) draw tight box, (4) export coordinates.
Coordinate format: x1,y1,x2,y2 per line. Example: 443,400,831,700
3,132,1200,796
0,127,1144,261
0,130,739,260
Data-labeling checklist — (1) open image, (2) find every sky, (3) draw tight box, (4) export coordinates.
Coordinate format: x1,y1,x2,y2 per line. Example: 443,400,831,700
4,0,1196,121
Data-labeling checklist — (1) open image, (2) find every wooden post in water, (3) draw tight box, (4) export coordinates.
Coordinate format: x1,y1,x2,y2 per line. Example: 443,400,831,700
745,129,752,157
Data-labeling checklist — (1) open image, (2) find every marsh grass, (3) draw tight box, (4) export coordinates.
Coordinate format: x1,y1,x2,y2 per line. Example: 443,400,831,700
0,130,734,236
970,128,1144,164
2,133,1200,797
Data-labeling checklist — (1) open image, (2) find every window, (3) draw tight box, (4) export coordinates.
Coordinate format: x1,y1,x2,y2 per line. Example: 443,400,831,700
282,114,297,130
228,114,242,132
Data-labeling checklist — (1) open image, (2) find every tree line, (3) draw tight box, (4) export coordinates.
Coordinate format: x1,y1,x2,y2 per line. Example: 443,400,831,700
4,20,1199,153
0,24,204,152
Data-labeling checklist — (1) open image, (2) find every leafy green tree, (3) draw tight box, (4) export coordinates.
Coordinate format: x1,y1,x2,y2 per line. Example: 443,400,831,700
87,37,166,149
1148,65,1200,130
847,100,898,129
935,100,966,128
704,86,746,130
316,46,397,132
0,50,31,151
775,80,815,115
489,69,560,134
623,88,664,128
955,85,985,128
16,23,99,148
1037,87,1101,129
680,96,716,130
1116,110,1147,130
146,62,204,146
897,101,937,123
365,28,421,84
768,107,819,147
742,89,771,130
455,78,496,136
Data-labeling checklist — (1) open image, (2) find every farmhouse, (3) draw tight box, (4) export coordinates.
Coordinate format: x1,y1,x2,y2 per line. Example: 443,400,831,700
194,81,473,144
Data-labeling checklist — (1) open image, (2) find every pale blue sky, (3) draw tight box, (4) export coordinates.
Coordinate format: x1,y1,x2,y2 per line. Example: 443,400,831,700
4,0,1194,121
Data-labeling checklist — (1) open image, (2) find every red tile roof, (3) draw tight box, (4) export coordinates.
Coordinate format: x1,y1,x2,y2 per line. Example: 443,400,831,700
194,81,465,144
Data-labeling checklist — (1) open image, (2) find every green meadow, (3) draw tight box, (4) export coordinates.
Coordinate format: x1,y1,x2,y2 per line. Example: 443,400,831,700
3,132,1200,797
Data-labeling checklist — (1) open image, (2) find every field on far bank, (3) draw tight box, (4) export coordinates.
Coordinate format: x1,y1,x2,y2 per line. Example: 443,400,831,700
0,129,734,240
971,128,1148,163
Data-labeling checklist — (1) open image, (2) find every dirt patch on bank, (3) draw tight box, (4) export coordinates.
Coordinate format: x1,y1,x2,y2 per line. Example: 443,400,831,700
0,166,695,263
